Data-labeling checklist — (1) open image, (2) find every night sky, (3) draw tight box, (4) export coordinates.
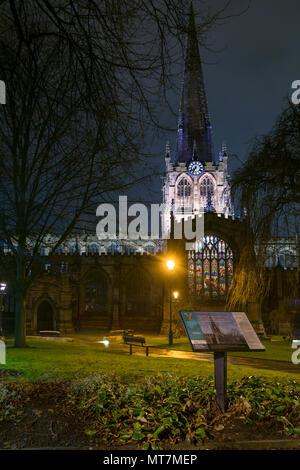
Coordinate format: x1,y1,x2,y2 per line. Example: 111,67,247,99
206,0,299,169
142,0,300,203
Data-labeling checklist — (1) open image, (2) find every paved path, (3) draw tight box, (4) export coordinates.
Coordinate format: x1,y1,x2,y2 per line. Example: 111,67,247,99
69,333,300,374
149,348,300,373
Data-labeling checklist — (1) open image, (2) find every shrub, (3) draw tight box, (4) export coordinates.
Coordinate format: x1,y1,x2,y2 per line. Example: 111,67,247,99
68,374,300,449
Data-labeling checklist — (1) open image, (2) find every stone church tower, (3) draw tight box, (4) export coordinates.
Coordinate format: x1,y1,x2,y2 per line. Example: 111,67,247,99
162,4,233,236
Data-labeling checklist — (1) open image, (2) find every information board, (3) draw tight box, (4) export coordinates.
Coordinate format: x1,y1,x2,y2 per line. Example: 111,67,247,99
293,312,300,340
292,313,300,349
179,311,265,352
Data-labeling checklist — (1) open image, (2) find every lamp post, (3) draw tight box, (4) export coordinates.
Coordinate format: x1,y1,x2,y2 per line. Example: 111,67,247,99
168,290,180,346
0,283,7,337
166,259,175,345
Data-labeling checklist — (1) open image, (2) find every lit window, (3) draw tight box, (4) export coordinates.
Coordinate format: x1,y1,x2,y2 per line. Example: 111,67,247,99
188,235,233,298
88,243,99,255
144,244,156,254
200,176,214,197
177,178,191,198
71,243,81,254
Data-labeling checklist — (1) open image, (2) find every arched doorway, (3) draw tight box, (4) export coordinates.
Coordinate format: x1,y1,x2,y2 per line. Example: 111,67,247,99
188,235,233,299
37,301,55,332
80,270,111,331
121,269,162,333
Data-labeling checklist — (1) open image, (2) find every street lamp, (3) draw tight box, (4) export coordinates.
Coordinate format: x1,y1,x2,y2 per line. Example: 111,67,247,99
169,291,180,346
0,283,7,337
166,259,175,271
166,259,175,345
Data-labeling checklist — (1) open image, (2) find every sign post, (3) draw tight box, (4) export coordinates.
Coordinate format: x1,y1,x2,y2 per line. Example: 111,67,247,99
179,311,265,412
214,352,227,412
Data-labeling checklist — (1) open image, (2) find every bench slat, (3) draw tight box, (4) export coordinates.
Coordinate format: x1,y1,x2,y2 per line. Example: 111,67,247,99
123,334,145,345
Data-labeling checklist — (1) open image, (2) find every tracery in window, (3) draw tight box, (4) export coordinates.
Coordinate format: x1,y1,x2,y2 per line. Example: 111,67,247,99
177,178,191,198
188,235,233,298
200,176,214,197
88,243,99,255
84,271,107,314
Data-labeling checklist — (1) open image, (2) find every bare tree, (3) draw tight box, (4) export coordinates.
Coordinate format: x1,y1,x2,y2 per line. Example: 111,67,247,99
0,28,139,347
0,1,249,347
232,100,300,238
229,99,300,310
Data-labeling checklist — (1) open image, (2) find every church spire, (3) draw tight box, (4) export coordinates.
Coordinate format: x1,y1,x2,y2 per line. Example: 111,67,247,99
175,2,214,164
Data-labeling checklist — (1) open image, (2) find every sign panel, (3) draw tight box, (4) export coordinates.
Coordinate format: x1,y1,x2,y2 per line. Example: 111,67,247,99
292,312,300,349
179,311,265,352
293,312,300,340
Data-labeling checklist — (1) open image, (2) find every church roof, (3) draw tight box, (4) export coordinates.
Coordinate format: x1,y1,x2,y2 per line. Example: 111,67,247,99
175,2,214,164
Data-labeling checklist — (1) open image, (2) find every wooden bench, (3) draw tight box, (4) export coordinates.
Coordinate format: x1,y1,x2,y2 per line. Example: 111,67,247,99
39,330,60,337
109,329,134,337
123,333,151,356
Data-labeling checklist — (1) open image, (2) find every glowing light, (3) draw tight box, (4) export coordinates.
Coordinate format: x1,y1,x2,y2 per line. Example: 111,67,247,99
0,283,6,291
96,339,110,347
173,291,179,299
166,259,175,270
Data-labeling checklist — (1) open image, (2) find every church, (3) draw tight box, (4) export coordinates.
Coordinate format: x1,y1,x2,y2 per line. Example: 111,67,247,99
162,4,232,235
1,4,298,338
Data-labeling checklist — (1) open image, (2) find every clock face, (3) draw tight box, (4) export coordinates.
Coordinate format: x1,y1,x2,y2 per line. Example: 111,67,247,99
187,160,204,177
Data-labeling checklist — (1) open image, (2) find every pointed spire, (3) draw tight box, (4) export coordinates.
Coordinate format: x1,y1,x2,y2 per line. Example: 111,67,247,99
175,2,214,164
222,141,228,158
165,141,170,158
192,139,197,159
219,142,228,162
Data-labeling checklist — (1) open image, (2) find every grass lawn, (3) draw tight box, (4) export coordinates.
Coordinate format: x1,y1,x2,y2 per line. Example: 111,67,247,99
1,338,299,383
140,335,293,362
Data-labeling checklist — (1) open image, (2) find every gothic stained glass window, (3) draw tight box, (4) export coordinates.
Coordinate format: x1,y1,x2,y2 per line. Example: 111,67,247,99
177,178,191,198
188,235,233,298
195,255,202,295
188,257,195,293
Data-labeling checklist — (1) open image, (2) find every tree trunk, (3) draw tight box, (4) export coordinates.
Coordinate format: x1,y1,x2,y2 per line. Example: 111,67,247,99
14,258,27,348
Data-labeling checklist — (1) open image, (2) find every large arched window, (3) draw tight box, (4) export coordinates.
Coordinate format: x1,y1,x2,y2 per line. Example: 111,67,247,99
126,270,150,315
144,243,156,254
188,235,233,298
177,178,191,198
55,246,64,255
107,242,117,254
84,271,108,314
40,246,47,256
125,244,137,254
70,243,81,255
200,175,214,197
88,243,100,255
80,270,111,330
278,250,296,269
120,269,161,333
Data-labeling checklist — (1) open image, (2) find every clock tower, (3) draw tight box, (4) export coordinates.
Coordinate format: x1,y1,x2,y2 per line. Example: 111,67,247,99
162,3,233,236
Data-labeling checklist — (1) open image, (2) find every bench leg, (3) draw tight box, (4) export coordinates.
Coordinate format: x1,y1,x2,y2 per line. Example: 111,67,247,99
130,344,132,355
146,346,149,357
